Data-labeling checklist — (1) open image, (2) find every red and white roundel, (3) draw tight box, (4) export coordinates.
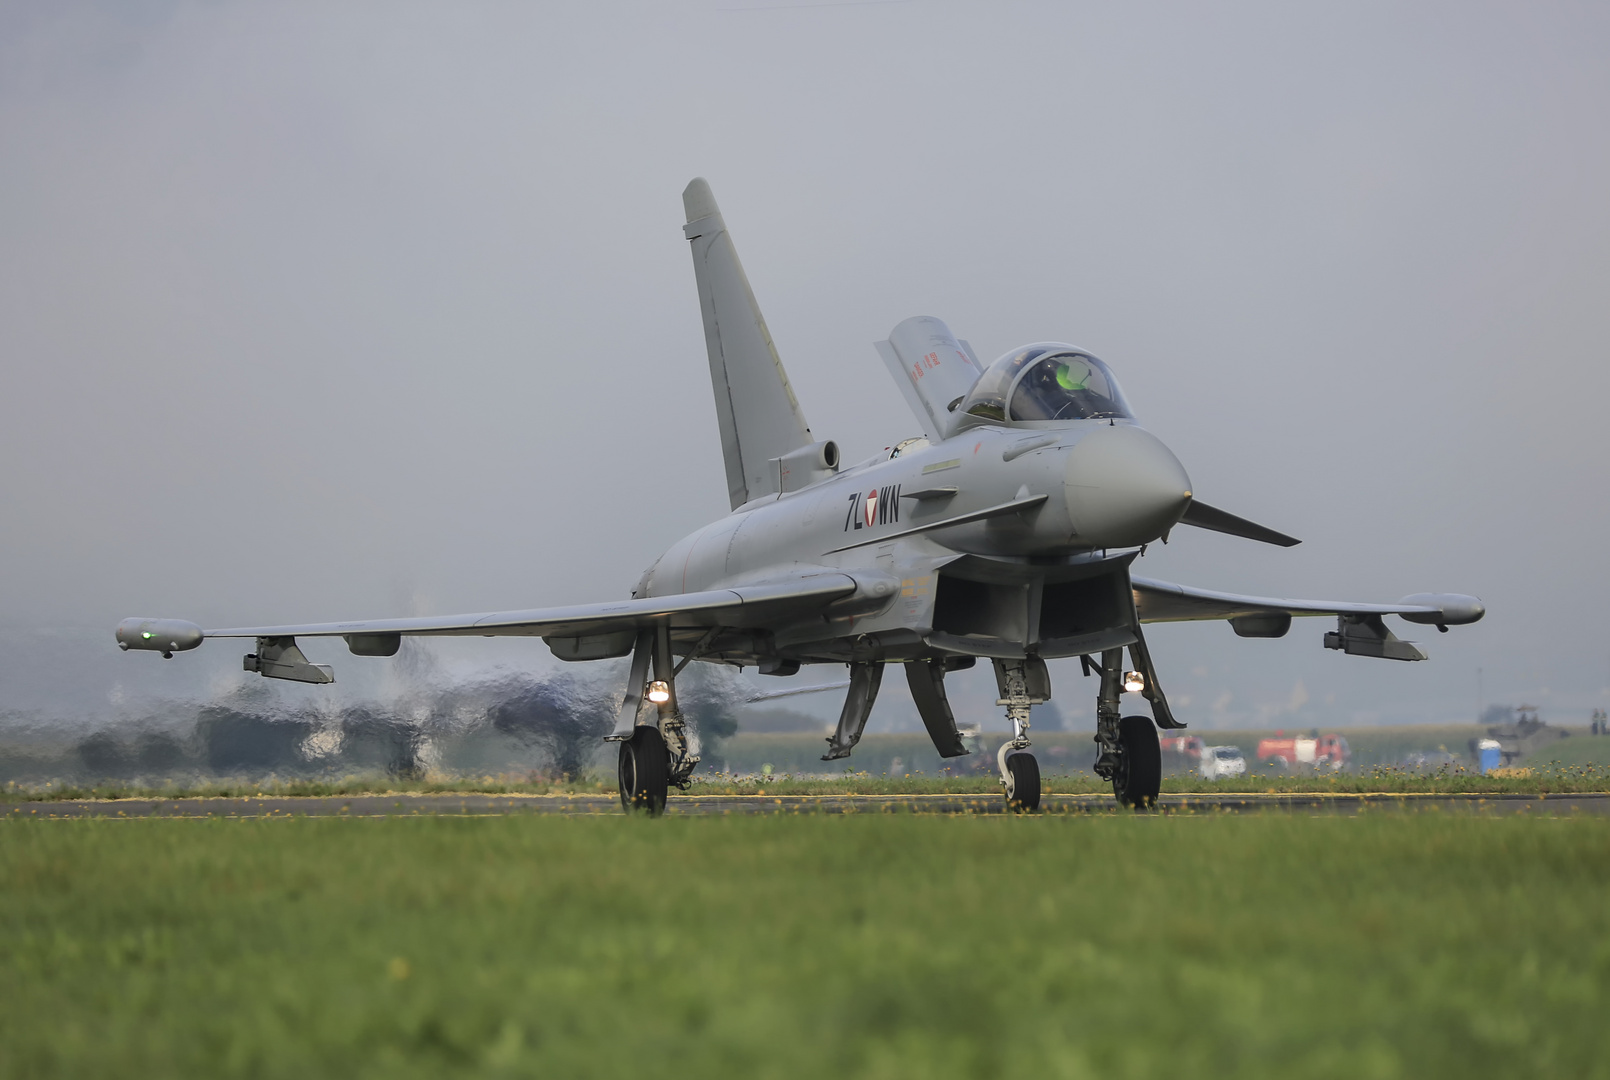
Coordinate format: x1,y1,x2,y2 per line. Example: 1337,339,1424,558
863,489,878,528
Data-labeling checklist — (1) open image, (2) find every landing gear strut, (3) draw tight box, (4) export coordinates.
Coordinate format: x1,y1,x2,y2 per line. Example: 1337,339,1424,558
993,657,1048,811
649,625,701,794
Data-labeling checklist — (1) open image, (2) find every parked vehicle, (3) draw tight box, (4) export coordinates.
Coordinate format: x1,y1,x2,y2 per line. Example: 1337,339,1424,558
1200,745,1246,780
1399,750,1459,772
1159,735,1205,766
1256,732,1351,772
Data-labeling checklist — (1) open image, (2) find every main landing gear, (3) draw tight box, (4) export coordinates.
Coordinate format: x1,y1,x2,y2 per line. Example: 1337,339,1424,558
615,697,698,815
1089,646,1165,808
609,625,704,815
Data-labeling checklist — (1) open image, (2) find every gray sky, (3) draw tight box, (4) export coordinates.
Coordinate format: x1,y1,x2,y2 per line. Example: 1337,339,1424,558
2,0,1607,732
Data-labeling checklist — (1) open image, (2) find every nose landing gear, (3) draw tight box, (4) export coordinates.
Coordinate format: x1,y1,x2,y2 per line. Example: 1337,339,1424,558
993,658,1049,811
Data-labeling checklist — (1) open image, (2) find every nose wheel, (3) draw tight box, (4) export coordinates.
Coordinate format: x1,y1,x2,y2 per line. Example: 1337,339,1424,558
1001,749,1041,812
618,727,669,814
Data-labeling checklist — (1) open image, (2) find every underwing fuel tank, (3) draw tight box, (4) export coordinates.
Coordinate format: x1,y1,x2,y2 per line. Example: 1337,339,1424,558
1063,425,1193,548
115,618,204,657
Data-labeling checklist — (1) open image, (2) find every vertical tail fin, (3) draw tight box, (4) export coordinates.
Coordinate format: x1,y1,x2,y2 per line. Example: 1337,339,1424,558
683,178,813,509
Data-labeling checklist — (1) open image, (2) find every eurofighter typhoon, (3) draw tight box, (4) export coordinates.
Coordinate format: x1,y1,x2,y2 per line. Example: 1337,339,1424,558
117,179,1485,813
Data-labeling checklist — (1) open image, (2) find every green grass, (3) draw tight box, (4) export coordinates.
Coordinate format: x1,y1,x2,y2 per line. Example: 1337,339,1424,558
3,814,1609,1078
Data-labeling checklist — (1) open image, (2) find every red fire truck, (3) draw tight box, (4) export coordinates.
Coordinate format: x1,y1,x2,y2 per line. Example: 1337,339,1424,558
1158,735,1205,763
1256,731,1351,771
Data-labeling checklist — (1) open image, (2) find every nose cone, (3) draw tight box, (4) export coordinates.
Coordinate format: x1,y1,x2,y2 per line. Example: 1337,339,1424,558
1065,425,1193,548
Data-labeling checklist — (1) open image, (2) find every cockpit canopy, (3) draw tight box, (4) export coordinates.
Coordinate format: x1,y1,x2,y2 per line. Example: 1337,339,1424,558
956,343,1133,425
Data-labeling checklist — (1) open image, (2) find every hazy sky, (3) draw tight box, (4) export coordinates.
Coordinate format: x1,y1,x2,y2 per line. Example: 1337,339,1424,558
2,1,1607,732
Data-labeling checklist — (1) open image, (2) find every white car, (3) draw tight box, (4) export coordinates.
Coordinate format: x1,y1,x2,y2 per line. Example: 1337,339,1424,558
1200,745,1247,780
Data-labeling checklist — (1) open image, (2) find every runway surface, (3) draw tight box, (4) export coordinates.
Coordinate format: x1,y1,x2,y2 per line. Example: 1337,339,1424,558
8,791,1610,818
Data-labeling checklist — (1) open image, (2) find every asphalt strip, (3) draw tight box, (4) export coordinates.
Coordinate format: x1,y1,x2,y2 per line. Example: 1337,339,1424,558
6,792,1610,818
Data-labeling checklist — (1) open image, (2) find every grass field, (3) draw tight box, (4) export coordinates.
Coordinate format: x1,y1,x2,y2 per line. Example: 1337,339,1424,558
4,813,1608,1078
1523,736,1610,769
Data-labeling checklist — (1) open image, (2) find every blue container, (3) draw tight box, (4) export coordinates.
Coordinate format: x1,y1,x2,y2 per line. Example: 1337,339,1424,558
1477,740,1502,775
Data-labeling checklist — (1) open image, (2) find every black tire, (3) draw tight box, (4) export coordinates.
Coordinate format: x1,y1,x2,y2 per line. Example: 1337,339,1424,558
1112,715,1161,809
1004,752,1041,812
618,727,669,815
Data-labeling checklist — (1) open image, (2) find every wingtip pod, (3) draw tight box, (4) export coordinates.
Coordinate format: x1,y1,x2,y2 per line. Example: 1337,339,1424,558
1397,594,1486,627
116,617,203,655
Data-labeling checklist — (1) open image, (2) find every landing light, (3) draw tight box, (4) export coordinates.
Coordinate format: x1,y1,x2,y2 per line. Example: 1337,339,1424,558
646,680,671,704
1123,671,1146,694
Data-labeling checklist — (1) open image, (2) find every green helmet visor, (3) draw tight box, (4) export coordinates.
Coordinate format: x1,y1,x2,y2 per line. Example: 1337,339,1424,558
1055,362,1088,391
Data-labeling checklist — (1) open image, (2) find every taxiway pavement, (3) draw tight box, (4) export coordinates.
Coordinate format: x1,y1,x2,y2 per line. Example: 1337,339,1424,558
7,791,1609,818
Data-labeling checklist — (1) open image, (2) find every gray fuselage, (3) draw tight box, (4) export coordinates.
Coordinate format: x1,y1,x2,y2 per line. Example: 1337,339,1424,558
637,416,1192,668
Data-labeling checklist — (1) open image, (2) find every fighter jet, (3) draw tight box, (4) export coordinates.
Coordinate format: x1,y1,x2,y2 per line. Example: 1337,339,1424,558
117,179,1485,813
